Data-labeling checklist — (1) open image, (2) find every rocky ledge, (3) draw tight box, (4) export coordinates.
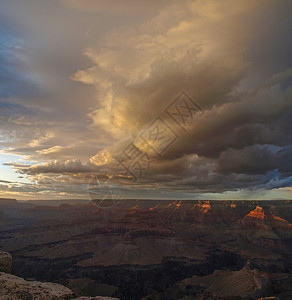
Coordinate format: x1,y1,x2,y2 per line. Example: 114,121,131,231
0,272,73,299
0,250,118,300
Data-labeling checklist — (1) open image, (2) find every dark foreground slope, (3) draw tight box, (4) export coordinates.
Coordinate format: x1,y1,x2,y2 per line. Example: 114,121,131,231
0,199,291,299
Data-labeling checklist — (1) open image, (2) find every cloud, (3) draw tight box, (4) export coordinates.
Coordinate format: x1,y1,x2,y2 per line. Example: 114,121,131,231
72,0,291,146
2,162,31,168
60,0,170,14
21,160,93,175
0,179,12,184
70,0,292,194
0,0,291,199
216,145,292,175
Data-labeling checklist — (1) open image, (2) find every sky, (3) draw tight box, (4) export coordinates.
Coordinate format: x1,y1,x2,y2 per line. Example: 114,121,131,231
0,0,291,200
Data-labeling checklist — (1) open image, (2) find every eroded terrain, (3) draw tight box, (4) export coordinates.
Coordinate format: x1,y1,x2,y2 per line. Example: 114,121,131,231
0,199,291,299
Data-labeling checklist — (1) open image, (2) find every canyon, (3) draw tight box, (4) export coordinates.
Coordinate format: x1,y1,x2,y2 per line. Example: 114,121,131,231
0,198,291,299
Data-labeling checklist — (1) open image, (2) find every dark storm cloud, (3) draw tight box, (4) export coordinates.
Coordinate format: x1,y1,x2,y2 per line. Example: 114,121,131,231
216,145,292,175
166,69,292,160
0,0,291,199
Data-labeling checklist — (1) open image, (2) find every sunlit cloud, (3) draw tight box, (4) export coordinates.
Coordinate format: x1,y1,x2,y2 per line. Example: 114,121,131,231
0,0,291,199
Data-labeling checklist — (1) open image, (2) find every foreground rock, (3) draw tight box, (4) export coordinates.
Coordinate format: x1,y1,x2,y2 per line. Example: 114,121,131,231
0,250,119,300
0,271,73,299
0,272,119,300
0,251,12,273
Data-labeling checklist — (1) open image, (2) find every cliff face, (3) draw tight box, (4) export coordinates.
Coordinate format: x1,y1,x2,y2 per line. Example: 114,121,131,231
0,250,118,300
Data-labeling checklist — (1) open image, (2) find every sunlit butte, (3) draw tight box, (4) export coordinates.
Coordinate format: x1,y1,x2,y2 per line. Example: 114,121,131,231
247,206,265,219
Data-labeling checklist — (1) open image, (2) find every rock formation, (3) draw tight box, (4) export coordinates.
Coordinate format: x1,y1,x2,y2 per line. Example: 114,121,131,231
0,200,291,299
0,250,118,299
